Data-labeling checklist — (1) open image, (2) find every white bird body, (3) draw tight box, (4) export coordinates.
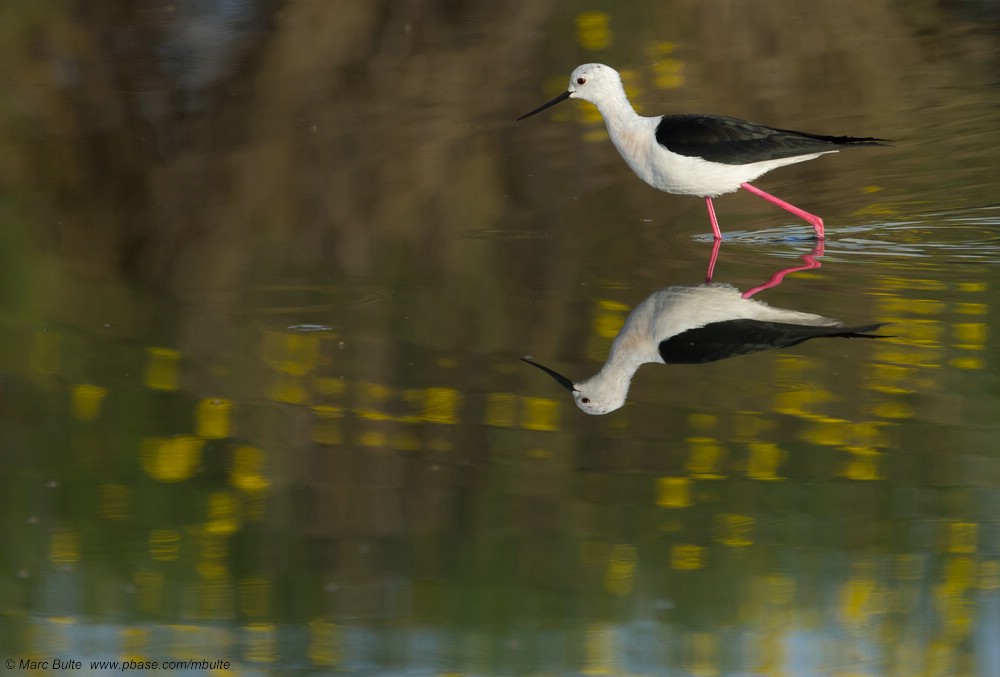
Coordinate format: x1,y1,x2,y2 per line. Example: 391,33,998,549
523,283,884,415
518,63,886,238
582,80,832,198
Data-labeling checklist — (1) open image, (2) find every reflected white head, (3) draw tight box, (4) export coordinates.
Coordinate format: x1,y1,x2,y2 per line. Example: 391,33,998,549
520,358,627,415
516,63,625,121
572,385,626,416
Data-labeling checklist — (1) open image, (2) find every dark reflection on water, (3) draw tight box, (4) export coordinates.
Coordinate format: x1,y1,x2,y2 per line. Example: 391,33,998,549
1,1,999,676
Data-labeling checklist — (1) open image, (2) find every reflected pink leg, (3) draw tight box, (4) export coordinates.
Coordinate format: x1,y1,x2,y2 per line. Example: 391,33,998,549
741,240,826,299
705,237,722,283
740,182,825,238
704,196,723,240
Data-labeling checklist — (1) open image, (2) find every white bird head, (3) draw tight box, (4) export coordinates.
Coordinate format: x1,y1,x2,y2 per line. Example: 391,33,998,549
565,63,623,106
520,357,628,415
517,63,624,121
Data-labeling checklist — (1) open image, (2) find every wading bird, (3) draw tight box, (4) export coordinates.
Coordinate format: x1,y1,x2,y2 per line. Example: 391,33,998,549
518,63,886,239
522,283,886,415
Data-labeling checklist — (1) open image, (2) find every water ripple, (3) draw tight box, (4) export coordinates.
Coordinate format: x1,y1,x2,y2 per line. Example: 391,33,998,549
697,206,1000,264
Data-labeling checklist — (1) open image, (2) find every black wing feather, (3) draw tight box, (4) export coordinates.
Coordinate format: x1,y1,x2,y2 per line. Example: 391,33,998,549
658,319,887,364
655,114,888,165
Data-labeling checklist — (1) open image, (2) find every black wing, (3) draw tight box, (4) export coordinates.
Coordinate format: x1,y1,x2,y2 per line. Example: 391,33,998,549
654,114,887,165
658,319,887,364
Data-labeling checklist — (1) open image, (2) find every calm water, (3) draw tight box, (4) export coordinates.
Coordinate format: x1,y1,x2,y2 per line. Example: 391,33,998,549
1,2,999,676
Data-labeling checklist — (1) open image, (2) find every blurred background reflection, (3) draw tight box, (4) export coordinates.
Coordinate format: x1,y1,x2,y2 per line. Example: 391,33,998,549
1,1,999,675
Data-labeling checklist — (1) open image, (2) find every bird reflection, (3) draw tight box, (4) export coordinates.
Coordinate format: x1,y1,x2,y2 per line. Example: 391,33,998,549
522,243,886,415
705,237,824,298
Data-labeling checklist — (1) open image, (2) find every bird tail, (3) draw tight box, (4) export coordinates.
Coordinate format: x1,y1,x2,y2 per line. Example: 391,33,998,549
773,129,891,146
838,136,892,147
832,322,892,338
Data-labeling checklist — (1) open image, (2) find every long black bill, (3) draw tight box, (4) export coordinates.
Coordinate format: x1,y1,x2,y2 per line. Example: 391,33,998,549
516,90,571,121
520,357,576,392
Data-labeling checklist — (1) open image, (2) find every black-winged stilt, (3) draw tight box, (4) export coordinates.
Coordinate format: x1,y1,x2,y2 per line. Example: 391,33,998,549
522,281,886,415
518,63,887,240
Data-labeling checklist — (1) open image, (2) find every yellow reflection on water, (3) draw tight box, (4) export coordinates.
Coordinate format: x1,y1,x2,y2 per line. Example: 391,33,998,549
688,412,718,432
838,571,884,630
645,41,685,89
951,321,987,349
230,445,271,493
592,299,628,339
307,619,343,667
197,398,234,438
485,392,517,427
715,514,754,547
145,347,181,391
575,12,612,51
97,483,129,521
980,561,1000,590
141,436,203,482
745,442,785,481
773,386,835,420
243,623,278,664
582,622,616,675
311,405,343,444
520,396,560,431
603,543,637,596
656,476,692,508
686,632,719,677
71,384,107,421
671,544,706,570
49,530,80,565
947,522,977,554
135,569,163,614
685,437,726,479
197,560,233,620
205,492,240,535
841,446,883,480
271,373,308,404
121,625,151,663
938,556,976,642
406,386,460,424
149,530,180,561
260,330,321,375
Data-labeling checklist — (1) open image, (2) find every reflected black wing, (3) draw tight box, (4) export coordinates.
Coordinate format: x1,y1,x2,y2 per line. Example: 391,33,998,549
658,319,887,364
654,114,887,165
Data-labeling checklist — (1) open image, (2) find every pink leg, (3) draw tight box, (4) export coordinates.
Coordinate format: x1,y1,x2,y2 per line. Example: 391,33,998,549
742,240,826,298
705,237,722,283
704,196,723,240
739,182,825,238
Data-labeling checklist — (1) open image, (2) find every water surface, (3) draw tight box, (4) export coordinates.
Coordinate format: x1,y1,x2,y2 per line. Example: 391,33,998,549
1,2,999,675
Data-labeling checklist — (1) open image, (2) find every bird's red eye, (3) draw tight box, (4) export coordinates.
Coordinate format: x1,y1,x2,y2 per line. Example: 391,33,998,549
576,77,586,85
580,397,590,404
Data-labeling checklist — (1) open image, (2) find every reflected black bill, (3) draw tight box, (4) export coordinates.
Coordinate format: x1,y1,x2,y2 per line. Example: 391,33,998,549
520,357,575,392
516,90,571,121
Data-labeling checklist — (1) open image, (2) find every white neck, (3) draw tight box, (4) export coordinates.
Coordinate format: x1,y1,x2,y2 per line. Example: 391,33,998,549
591,88,641,131
578,347,647,403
